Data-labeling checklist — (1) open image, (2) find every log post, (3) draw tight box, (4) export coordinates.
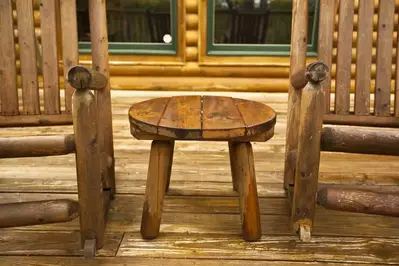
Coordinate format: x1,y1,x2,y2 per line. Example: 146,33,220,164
283,0,309,191
72,86,105,254
321,127,399,156
0,135,75,158
317,188,399,217
0,199,79,228
291,61,329,242
88,0,116,196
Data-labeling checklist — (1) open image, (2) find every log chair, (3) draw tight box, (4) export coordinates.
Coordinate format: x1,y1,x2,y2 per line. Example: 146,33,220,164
0,0,115,258
284,0,399,242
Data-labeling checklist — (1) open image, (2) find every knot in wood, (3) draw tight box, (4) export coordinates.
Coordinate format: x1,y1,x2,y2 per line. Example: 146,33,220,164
305,61,329,84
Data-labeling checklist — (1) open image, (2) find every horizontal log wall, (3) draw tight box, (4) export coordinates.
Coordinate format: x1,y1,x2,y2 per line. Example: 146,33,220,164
9,0,399,92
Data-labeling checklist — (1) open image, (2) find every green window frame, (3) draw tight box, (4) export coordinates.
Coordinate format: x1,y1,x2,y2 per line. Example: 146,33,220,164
79,0,178,55
207,0,320,56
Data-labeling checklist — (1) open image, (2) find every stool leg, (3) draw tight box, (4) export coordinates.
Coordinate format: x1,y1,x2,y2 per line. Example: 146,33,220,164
165,140,175,193
232,142,261,241
228,141,239,192
141,140,174,239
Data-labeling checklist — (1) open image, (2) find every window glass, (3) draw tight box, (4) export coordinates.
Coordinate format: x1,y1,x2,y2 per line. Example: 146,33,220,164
209,0,319,56
214,0,316,44
76,0,177,54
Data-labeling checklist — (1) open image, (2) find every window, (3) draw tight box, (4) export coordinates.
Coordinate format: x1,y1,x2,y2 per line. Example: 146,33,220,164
207,0,319,56
77,0,178,55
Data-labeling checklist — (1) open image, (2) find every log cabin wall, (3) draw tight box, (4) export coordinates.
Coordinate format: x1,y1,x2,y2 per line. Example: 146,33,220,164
13,0,399,93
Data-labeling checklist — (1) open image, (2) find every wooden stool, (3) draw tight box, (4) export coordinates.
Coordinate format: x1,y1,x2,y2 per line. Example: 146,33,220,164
128,96,276,241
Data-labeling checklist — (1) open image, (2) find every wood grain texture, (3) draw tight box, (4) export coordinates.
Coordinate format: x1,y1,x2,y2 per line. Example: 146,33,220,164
129,96,276,140
2,92,399,197
0,230,122,256
284,89,301,189
67,65,108,90
201,96,246,139
291,75,326,236
335,0,354,114
15,174,397,198
118,233,399,264
0,135,75,158
0,0,19,115
141,140,174,239
324,113,399,127
0,199,78,228
88,0,116,194
0,257,364,266
396,20,399,117
0,192,397,218
233,98,277,136
164,140,174,193
232,142,261,241
0,91,399,264
317,0,335,113
317,187,399,217
2,192,399,238
321,126,399,156
72,89,105,250
40,0,60,114
16,0,40,115
284,0,308,189
60,0,79,114
289,0,308,90
354,0,373,115
374,0,395,116
228,142,239,192
0,114,72,127
129,97,171,135
158,96,202,139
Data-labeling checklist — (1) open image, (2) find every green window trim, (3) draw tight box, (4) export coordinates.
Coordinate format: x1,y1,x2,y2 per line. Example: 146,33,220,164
79,0,178,55
207,0,320,57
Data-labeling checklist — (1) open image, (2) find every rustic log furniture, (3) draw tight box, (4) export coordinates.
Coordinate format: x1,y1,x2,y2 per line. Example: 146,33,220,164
0,0,115,258
284,0,399,242
128,95,276,241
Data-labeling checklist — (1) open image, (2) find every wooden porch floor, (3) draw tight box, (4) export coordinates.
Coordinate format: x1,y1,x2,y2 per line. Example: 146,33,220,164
1,91,399,265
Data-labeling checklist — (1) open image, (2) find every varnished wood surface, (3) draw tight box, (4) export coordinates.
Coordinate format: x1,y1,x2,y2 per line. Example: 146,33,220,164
0,91,399,265
16,0,40,115
315,0,399,127
39,0,60,115
354,0,373,115
129,95,276,140
0,0,19,115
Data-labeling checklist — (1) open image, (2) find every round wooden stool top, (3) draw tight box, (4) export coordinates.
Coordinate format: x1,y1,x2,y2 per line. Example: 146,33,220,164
128,95,276,141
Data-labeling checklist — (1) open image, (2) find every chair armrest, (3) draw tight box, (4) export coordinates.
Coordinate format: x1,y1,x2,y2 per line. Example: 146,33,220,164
67,65,108,90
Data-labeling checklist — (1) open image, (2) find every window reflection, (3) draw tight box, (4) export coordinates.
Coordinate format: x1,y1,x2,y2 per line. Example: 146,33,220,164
76,0,172,43
214,0,317,45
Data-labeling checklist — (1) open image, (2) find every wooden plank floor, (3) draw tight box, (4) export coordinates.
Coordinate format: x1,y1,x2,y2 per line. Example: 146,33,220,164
1,91,399,265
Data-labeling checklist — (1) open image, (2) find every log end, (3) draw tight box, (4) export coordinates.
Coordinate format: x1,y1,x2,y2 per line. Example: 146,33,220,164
299,223,312,242
63,199,80,220
305,61,329,84
84,239,97,259
67,65,92,90
316,187,329,208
